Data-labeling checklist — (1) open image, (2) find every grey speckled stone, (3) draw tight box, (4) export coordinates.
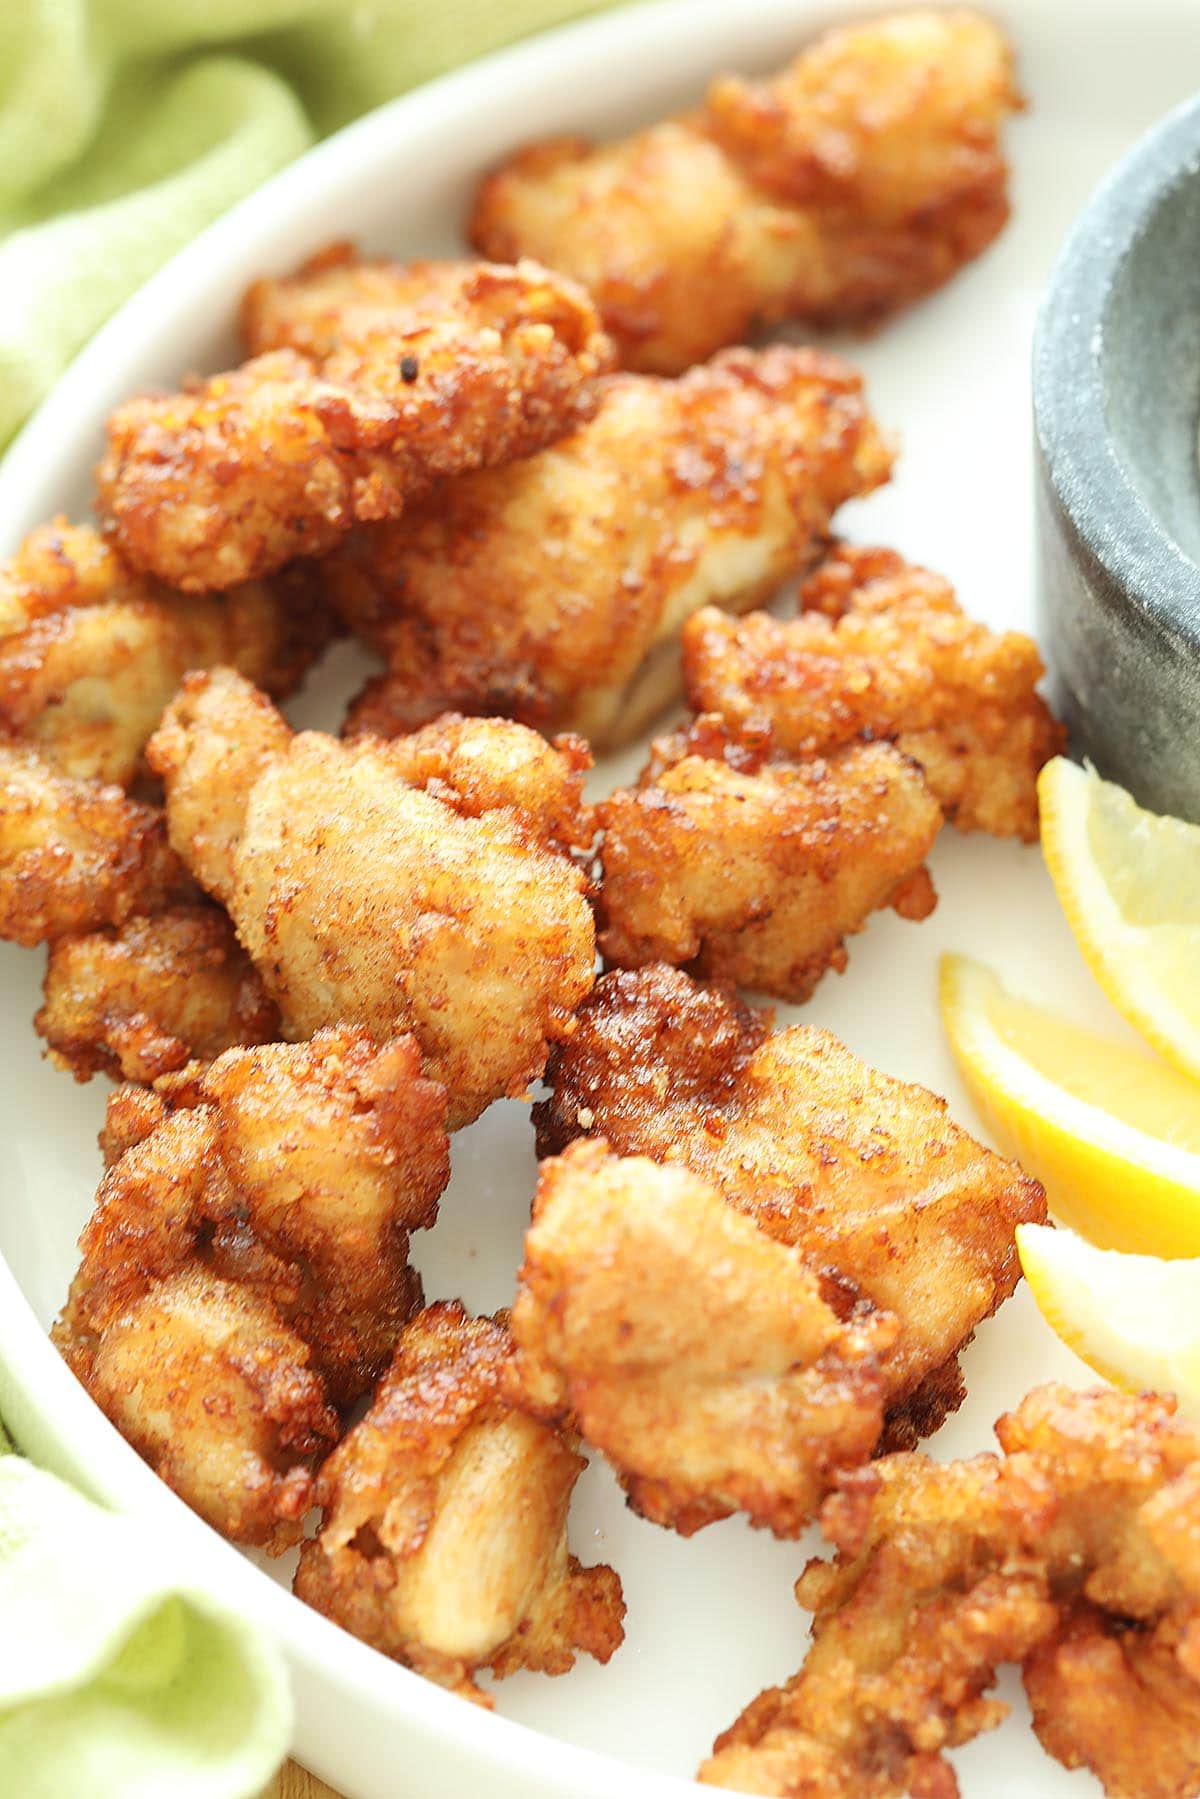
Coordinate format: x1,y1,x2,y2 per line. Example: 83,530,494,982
1034,91,1200,821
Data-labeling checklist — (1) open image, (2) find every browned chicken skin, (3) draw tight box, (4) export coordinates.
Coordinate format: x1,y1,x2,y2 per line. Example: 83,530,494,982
536,966,1046,1452
685,544,1066,842
0,740,190,947
471,11,1019,372
0,519,332,786
702,1386,1200,1799
55,1029,449,1546
333,345,892,751
38,903,279,1084
597,719,940,999
295,1301,625,1699
97,249,612,591
147,671,597,1126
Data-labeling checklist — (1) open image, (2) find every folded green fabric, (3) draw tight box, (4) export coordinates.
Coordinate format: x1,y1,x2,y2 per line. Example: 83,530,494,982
0,1422,291,1798
0,0,624,450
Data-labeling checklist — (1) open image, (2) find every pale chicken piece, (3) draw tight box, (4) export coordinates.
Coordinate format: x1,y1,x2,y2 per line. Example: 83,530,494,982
685,544,1066,841
55,1029,449,1544
97,254,612,591
0,740,189,947
295,1302,625,1699
38,904,279,1083
333,345,892,751
511,1140,895,1538
81,1265,338,1549
471,11,1018,373
598,722,939,999
701,1386,1200,1799
0,519,332,786
536,967,1046,1447
147,669,597,1126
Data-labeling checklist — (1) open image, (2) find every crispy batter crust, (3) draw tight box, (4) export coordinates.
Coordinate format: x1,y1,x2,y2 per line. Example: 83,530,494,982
702,1386,1200,1799
97,251,612,590
536,967,1045,1432
38,903,279,1083
147,670,597,1125
685,543,1066,841
511,1140,895,1537
0,519,332,785
55,1029,449,1544
471,10,1018,372
334,345,892,750
598,721,940,999
295,1302,625,1699
0,740,190,946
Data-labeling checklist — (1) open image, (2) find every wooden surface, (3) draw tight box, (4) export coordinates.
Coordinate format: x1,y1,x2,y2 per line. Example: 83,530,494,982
267,1764,344,1799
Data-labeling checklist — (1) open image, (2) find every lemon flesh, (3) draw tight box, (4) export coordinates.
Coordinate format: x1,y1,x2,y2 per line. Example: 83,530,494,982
1039,755,1200,1081
1017,1223,1200,1413
940,953,1200,1255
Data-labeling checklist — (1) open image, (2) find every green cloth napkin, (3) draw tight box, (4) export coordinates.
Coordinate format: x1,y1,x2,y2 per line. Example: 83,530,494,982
0,0,625,449
0,1421,292,1798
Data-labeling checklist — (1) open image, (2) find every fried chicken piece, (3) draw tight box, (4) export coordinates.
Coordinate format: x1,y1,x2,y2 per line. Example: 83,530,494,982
701,1385,1200,1798
471,11,1018,373
598,720,939,999
55,1029,449,1543
147,670,596,1126
37,904,279,1083
536,967,1045,1441
295,1301,624,1699
685,544,1066,841
511,1140,895,1537
333,345,892,751
97,253,612,591
0,740,190,946
0,519,332,785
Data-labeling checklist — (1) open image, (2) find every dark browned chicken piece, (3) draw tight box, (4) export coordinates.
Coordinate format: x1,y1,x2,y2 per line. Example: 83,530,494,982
295,1301,625,1699
333,344,892,751
702,1386,1200,1799
471,11,1018,373
38,904,279,1083
510,1139,896,1537
97,250,612,590
685,543,1066,841
536,966,1046,1449
55,1029,449,1547
597,719,939,1000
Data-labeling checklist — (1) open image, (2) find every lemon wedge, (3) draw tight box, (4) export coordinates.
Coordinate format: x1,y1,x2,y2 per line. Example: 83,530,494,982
1039,755,1200,1081
939,953,1200,1255
1017,1223,1200,1411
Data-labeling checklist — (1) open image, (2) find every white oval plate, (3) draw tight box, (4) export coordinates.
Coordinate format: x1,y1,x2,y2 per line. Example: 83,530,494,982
0,2,1194,1794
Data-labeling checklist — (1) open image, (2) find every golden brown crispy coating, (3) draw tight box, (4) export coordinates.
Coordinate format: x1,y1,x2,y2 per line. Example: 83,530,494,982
701,1386,1200,1799
598,721,939,1000
55,1028,449,1543
295,1301,625,1700
0,741,190,946
536,967,1046,1437
333,345,892,750
511,1140,895,1538
38,904,279,1084
685,544,1066,841
0,519,332,785
147,669,596,1126
98,252,612,591
471,11,1018,373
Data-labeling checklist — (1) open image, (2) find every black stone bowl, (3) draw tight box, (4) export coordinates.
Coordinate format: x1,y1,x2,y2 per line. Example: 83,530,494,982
1034,92,1200,821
